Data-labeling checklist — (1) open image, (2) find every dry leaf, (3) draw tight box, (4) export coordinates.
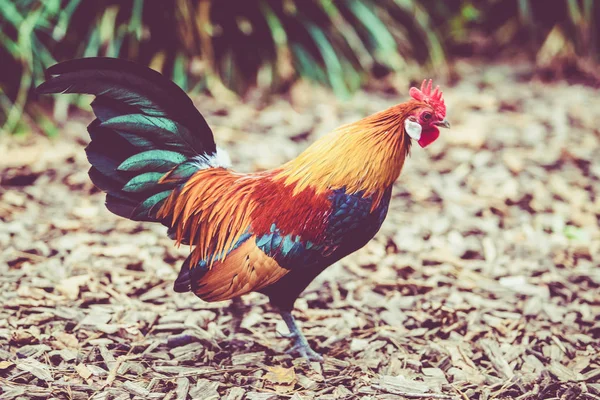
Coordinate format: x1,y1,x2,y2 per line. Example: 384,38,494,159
0,360,15,370
54,332,79,349
264,366,297,394
16,358,54,382
75,363,92,380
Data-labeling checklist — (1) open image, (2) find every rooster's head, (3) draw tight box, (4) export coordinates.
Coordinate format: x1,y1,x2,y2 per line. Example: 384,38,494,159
404,79,450,148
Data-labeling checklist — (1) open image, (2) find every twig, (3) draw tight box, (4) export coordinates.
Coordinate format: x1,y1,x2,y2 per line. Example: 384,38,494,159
372,385,458,399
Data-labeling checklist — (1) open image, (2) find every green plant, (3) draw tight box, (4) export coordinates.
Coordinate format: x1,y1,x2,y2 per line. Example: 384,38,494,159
1,0,449,134
1,0,599,136
0,0,63,134
434,0,598,63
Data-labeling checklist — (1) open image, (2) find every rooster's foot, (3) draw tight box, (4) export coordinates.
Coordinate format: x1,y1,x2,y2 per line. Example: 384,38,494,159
279,310,323,362
286,338,324,362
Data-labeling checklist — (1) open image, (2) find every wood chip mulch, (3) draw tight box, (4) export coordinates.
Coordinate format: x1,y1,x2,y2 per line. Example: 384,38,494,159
1,63,599,399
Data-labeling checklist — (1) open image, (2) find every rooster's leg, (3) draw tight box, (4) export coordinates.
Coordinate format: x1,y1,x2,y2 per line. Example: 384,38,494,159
229,297,246,336
279,311,323,362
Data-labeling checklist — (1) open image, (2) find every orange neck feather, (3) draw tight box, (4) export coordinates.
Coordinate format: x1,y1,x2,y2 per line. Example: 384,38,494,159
276,101,419,207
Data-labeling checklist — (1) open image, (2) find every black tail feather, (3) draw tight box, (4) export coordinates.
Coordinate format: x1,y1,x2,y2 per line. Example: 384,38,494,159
37,57,216,222
37,57,215,153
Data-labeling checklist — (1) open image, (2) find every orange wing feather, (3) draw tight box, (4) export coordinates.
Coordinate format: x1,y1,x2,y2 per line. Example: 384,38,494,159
158,168,264,267
194,236,289,301
158,168,292,301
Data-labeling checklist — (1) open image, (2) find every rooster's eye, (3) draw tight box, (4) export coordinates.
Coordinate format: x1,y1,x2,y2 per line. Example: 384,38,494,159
422,112,432,121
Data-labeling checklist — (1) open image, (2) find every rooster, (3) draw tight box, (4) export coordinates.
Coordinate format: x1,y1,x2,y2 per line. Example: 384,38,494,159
37,58,449,361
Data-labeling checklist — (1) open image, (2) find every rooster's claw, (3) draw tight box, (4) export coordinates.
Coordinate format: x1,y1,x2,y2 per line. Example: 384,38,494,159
286,339,324,362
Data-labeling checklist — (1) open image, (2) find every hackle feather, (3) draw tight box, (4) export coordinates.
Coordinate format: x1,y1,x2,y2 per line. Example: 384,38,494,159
277,102,418,209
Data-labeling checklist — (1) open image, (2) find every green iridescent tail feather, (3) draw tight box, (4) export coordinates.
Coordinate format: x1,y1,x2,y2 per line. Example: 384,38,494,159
36,57,216,222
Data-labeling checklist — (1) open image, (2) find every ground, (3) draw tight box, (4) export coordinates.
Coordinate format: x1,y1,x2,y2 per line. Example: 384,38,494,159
0,62,599,400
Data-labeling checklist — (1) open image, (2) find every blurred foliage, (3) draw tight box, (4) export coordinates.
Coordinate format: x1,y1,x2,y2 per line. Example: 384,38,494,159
0,0,598,135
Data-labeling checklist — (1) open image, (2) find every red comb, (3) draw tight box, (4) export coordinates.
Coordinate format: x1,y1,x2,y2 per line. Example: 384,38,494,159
409,79,446,118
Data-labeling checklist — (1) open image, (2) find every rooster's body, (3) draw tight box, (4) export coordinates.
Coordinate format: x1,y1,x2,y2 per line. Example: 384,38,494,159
38,58,449,360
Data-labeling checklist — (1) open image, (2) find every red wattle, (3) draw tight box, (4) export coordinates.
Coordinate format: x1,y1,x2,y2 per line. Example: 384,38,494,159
417,128,440,148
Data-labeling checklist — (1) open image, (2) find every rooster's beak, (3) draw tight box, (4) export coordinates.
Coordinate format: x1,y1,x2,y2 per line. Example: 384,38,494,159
435,119,451,129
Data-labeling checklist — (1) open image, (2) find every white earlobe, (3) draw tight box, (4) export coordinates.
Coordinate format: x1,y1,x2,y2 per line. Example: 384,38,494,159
405,119,422,140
